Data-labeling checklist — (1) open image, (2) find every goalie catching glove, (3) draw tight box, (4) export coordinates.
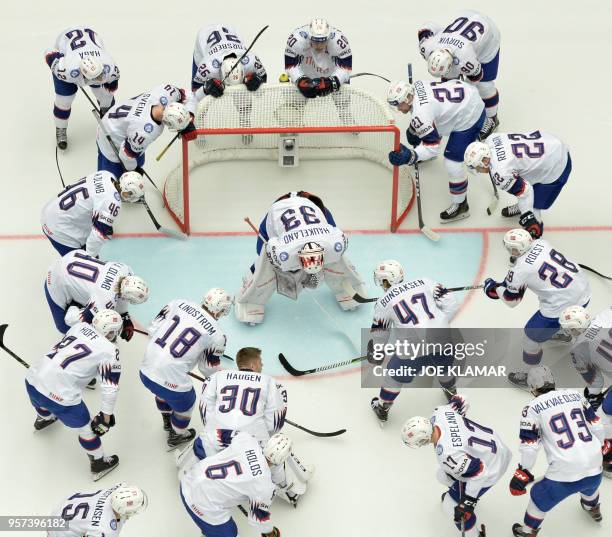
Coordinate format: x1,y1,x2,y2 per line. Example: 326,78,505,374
91,412,115,436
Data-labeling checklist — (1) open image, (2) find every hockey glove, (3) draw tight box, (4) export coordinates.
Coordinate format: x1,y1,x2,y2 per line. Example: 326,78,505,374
297,77,318,98
454,494,478,523
313,76,341,97
262,528,280,537
509,465,534,495
91,412,116,436
584,387,605,412
45,50,63,69
483,278,502,300
519,211,544,239
366,339,384,366
179,117,196,137
244,72,264,92
433,284,449,300
449,394,469,416
405,128,422,148
203,78,224,98
388,144,417,166
418,28,434,44
120,313,134,341
602,439,611,458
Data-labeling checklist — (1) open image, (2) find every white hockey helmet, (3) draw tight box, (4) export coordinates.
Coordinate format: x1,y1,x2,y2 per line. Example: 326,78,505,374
387,80,414,108
464,141,491,170
309,18,331,42
92,309,123,341
111,485,148,519
559,305,592,336
427,49,454,77
401,416,433,449
120,276,149,304
299,242,325,274
373,259,405,287
503,228,533,258
527,365,555,393
264,433,292,465
118,171,145,203
162,102,191,132
221,57,244,86
202,287,234,318
80,57,104,80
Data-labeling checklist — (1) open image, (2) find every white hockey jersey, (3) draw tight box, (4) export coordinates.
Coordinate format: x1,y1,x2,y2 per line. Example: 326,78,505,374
487,131,569,214
49,483,125,537
97,84,196,170
432,405,511,497
201,369,287,451
41,171,122,256
500,240,591,317
46,250,132,315
52,26,120,88
264,196,347,272
26,323,120,413
411,80,484,161
519,389,604,481
180,432,275,532
192,24,266,91
285,24,352,84
571,308,612,393
420,11,500,80
140,300,227,391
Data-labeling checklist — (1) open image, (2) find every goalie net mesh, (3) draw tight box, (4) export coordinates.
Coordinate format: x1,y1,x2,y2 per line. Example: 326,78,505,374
163,84,415,234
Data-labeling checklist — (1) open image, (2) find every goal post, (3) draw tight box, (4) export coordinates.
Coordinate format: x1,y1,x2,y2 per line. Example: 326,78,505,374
163,84,415,234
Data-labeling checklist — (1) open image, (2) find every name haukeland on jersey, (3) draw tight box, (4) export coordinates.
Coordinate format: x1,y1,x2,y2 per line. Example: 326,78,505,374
41,171,122,257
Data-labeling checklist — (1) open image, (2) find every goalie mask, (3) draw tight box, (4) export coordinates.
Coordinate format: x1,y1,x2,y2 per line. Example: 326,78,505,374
298,242,325,274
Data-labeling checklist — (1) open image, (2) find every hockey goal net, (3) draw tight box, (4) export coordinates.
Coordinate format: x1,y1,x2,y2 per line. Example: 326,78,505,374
163,84,415,234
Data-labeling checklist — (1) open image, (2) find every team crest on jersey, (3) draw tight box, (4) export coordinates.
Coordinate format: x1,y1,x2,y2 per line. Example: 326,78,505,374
103,64,110,74
110,519,117,530
299,31,308,39
212,59,221,69
240,55,249,65
452,57,460,65
436,444,444,455
70,69,80,78
279,252,289,262
144,123,154,133
329,31,336,39
159,96,168,106
334,242,343,252
114,192,121,202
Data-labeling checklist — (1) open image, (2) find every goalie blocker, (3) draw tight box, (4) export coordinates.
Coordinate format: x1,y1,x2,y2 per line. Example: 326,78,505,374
235,192,368,324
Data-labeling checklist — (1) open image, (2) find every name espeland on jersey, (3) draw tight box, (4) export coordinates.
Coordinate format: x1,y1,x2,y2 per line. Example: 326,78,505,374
178,302,217,335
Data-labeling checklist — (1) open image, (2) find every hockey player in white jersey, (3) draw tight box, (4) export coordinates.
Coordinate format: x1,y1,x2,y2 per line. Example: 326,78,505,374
464,131,572,237
509,366,605,535
180,431,287,537
25,310,124,480
44,249,149,336
285,18,352,99
418,11,501,139
369,260,460,425
45,26,120,149
560,305,612,476
483,229,591,390
192,24,267,99
97,84,196,179
402,396,511,537
140,288,233,449
191,346,313,506
387,79,485,222
41,170,144,257
49,483,147,537
235,191,366,324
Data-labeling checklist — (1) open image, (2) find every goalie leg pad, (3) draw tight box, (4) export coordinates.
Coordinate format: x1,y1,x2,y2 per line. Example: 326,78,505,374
324,257,367,310
235,253,277,324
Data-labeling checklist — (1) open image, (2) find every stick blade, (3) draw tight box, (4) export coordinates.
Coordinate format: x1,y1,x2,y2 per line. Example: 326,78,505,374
486,198,498,216
421,226,440,242
278,353,306,376
313,428,347,437
158,227,188,241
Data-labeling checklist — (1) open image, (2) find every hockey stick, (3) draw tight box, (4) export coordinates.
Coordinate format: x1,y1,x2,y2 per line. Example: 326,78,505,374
0,324,30,369
350,284,485,304
79,87,163,197
579,263,612,281
349,72,391,83
278,352,366,377
155,25,270,162
407,63,440,242
55,147,65,188
134,327,234,361
486,171,499,216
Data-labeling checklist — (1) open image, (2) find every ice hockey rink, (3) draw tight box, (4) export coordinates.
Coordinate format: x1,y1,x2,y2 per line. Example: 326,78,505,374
1,0,611,535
